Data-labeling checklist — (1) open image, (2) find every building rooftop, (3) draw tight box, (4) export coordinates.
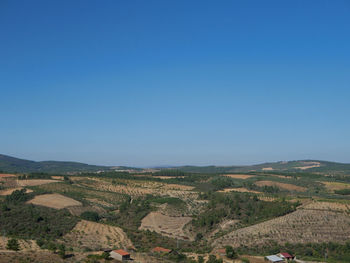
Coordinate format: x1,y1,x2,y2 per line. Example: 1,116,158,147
153,247,171,253
113,249,130,256
280,252,293,258
266,255,284,262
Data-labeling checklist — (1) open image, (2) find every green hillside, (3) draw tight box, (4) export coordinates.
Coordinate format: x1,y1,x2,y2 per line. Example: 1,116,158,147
0,154,110,174
176,160,350,174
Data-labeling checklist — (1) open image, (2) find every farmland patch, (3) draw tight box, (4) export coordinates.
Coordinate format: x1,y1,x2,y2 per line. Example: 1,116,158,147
255,180,306,192
140,212,193,240
27,193,82,209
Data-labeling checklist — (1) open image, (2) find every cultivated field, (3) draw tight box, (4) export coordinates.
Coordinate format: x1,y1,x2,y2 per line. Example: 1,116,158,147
63,220,133,251
255,180,307,192
140,212,193,240
18,179,59,187
222,174,255,179
321,181,350,192
218,187,261,194
27,193,82,209
214,207,350,248
302,201,350,212
0,237,40,251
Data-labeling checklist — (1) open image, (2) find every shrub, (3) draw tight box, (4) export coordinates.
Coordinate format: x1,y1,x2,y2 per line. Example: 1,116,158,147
7,238,20,251
225,245,237,259
80,211,101,222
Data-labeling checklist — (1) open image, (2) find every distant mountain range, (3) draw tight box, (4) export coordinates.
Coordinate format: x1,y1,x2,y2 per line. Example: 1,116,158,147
0,154,350,175
175,160,350,174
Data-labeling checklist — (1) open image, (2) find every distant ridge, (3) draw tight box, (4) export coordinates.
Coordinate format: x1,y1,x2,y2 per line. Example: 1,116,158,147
173,160,350,174
0,154,110,174
1,154,350,175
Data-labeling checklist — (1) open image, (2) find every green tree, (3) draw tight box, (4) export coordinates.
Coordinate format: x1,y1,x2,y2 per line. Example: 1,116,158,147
80,211,100,222
6,238,20,251
58,244,66,259
225,245,237,259
197,256,204,263
206,255,223,263
47,242,57,252
101,251,111,260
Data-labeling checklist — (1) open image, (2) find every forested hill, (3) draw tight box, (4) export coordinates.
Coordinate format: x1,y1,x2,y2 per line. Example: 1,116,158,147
0,154,110,174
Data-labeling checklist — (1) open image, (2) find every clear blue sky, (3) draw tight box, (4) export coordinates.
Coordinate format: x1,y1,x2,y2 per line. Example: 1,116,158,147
1,0,349,166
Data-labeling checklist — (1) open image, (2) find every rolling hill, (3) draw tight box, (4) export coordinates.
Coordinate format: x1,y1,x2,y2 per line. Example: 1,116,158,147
175,160,350,174
0,154,110,174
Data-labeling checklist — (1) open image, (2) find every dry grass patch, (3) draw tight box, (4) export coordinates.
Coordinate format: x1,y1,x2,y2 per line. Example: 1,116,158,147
63,220,133,251
321,181,350,192
222,174,255,179
295,161,321,170
140,212,193,240
27,193,82,209
18,179,59,186
262,167,273,171
255,180,306,192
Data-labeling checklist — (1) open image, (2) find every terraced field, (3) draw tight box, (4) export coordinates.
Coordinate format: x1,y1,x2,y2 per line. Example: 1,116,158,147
140,212,193,240
214,204,350,248
0,237,40,251
63,220,133,251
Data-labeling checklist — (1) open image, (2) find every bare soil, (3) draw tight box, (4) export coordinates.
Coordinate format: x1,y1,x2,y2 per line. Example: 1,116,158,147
18,179,59,187
27,193,82,209
222,174,255,179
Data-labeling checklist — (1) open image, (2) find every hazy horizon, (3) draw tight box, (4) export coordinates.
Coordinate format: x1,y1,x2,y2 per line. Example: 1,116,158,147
2,1,350,166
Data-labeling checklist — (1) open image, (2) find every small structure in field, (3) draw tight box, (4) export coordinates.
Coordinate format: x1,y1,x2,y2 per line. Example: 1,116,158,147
279,252,294,260
152,246,172,253
110,249,130,261
217,249,226,256
265,255,284,263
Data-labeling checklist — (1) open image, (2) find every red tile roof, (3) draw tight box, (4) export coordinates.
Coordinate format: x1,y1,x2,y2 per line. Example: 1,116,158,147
153,247,171,253
280,252,293,258
114,249,130,256
218,249,226,254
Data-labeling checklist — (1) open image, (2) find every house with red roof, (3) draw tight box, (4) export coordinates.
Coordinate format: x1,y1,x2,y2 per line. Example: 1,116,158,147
279,252,294,260
152,246,172,253
110,249,130,261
